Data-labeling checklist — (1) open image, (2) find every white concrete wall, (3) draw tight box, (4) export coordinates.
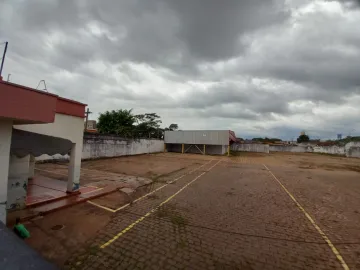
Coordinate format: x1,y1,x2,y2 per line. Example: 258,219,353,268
313,146,345,155
15,113,84,143
345,142,360,157
0,119,13,224
269,145,309,153
36,136,164,161
82,138,164,159
347,147,360,158
231,143,269,153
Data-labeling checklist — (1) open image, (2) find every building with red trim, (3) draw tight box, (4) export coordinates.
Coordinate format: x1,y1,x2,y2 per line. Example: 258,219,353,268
0,77,86,224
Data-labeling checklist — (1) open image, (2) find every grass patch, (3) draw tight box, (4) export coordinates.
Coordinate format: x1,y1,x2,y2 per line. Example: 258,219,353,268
170,214,188,226
156,205,188,227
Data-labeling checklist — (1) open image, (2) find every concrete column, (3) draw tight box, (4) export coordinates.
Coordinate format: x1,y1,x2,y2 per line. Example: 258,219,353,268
8,155,30,212
28,155,35,179
203,144,206,155
181,144,184,154
0,120,12,224
67,143,82,192
164,143,167,153
227,145,230,156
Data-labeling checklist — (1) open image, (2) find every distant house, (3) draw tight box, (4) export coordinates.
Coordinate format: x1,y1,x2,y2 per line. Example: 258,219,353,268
85,120,97,133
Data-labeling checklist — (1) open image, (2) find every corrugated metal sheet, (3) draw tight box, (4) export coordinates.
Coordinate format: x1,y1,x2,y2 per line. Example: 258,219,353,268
165,130,229,145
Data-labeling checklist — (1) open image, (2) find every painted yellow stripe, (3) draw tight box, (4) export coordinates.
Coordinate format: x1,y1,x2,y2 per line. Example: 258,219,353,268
88,160,214,213
263,164,350,270
87,200,116,212
100,160,221,249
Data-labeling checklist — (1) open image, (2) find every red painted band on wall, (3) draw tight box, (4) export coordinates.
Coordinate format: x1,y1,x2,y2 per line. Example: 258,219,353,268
0,81,87,122
56,98,86,119
0,81,57,123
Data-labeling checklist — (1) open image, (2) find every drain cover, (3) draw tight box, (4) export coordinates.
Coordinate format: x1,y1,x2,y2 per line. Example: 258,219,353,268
51,225,65,231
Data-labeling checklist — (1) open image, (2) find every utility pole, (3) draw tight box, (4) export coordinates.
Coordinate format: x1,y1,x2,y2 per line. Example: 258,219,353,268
0,41,8,78
84,108,92,131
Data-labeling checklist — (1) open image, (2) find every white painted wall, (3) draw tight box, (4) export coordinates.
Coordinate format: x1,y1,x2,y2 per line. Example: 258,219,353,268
313,146,345,155
269,145,309,153
15,113,84,143
345,142,360,157
0,119,12,224
231,143,269,153
36,137,164,161
347,147,360,158
83,138,164,159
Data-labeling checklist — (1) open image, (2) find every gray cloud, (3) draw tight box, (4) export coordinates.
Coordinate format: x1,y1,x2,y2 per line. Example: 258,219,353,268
174,82,291,115
161,0,289,61
1,0,360,139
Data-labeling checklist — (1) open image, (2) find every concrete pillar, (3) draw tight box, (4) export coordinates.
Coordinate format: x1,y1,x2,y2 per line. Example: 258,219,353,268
8,155,30,212
203,144,206,155
67,143,82,192
28,155,35,179
227,145,230,156
0,120,12,224
164,143,167,153
181,144,184,154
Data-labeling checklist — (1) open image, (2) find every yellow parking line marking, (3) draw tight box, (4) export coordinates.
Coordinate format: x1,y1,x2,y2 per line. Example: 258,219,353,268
263,164,349,270
88,160,214,213
100,160,221,249
87,200,116,212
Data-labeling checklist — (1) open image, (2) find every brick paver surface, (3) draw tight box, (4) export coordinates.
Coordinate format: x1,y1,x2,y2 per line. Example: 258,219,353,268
268,165,360,269
66,160,350,270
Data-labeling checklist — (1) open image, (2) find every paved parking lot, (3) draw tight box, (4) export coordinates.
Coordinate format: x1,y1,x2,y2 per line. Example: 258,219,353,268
64,154,360,270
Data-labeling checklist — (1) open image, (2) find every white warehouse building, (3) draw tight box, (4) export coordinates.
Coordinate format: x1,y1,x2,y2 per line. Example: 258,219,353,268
164,130,237,155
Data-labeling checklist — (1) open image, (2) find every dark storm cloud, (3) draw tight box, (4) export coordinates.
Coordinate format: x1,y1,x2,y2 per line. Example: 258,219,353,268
161,0,289,61
334,0,360,7
175,82,290,115
3,0,289,72
236,5,360,105
19,0,83,30
2,0,360,138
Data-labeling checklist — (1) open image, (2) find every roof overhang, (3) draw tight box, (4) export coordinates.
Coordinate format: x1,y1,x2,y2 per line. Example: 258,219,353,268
0,80,87,124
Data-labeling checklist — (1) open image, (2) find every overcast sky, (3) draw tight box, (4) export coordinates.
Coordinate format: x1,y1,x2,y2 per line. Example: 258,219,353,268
1,0,360,140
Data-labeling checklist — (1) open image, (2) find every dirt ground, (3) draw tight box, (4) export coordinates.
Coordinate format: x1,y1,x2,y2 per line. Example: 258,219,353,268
80,154,207,179
36,153,208,185
25,152,360,269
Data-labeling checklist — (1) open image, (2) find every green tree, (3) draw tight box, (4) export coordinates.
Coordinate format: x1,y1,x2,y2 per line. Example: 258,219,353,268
165,123,179,131
251,137,282,143
97,110,171,139
297,134,310,143
97,109,136,136
134,113,163,138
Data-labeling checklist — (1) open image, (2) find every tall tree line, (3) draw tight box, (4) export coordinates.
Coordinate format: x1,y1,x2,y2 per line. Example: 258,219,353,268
96,109,178,138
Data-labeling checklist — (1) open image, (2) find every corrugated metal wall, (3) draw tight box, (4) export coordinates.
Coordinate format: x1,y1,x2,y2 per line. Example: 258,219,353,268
165,130,229,145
